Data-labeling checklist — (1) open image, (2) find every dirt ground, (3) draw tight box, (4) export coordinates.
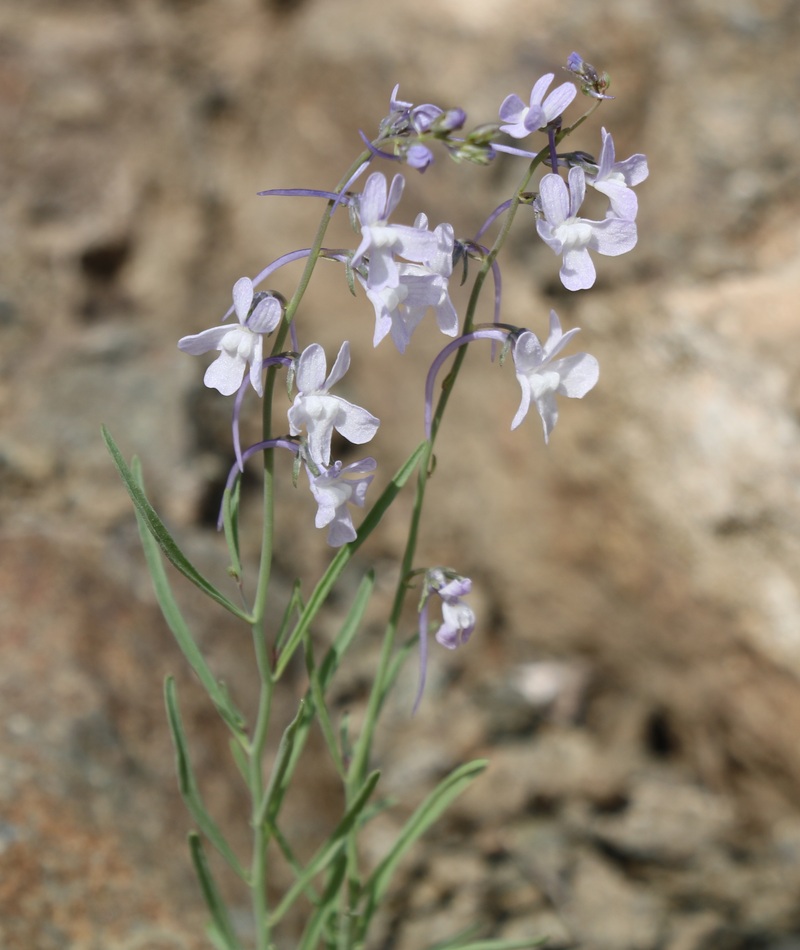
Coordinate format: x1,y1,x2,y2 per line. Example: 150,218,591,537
3,0,800,947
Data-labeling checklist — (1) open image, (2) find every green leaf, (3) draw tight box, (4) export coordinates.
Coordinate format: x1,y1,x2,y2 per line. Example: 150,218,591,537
129,458,246,736
268,770,381,926
102,425,252,622
189,831,245,950
317,571,375,690
275,580,305,654
275,442,426,679
358,760,488,935
296,855,347,950
301,572,374,778
258,700,306,829
228,736,250,785
221,481,243,583
268,573,375,819
165,678,248,882
305,636,345,777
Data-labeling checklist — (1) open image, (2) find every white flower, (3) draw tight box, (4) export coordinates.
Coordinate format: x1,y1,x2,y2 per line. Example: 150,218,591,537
350,172,439,292
536,168,637,291
178,277,281,396
306,458,376,547
287,342,379,468
584,127,649,219
512,310,599,442
359,213,457,352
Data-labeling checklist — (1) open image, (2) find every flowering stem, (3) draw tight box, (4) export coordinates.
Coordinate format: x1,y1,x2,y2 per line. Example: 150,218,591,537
241,151,372,947
250,151,371,627
249,622,274,950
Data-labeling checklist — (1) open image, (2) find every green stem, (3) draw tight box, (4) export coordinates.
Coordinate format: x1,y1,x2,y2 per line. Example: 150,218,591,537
250,150,371,626
244,151,371,948
249,619,275,950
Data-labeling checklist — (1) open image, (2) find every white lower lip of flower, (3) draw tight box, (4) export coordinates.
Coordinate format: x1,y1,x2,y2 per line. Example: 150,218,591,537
384,284,408,310
555,220,593,248
221,327,256,359
368,226,400,249
528,370,561,400
322,483,352,505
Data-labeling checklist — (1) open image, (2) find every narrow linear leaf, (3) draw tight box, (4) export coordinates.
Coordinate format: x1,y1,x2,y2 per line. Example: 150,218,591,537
258,700,306,829
221,482,243,582
296,855,347,950
102,425,251,622
275,442,426,679
189,831,245,950
228,736,250,785
275,580,305,654
359,760,487,930
305,638,345,777
265,817,311,887
268,770,381,926
132,460,246,735
318,571,375,691
165,678,248,882
206,925,231,950
268,573,375,822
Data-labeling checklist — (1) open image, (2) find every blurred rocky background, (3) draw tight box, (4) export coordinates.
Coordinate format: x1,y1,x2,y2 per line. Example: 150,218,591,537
2,0,800,947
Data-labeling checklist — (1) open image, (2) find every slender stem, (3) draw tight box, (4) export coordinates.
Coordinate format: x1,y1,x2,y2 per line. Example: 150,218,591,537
249,622,274,950
244,150,372,948
250,149,372,625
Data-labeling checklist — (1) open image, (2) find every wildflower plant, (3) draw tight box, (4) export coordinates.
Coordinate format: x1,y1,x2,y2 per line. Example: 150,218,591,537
104,52,646,950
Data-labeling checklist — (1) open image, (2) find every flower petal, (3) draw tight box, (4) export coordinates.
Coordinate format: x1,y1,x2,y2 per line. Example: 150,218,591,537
537,174,570,227
334,399,380,445
559,246,597,291
325,341,351,389
589,216,638,256
178,325,231,355
232,277,254,324
554,352,599,397
542,81,577,121
295,343,327,391
204,350,246,396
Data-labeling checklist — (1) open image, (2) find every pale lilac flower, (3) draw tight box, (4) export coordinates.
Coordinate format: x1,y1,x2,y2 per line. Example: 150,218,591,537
414,568,476,711
306,458,376,547
499,73,577,139
288,342,379,468
350,172,440,291
584,127,649,219
535,167,638,290
359,266,455,352
381,85,464,137
359,215,457,352
178,277,282,396
403,142,435,171
511,310,599,442
381,85,443,137
433,573,476,650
